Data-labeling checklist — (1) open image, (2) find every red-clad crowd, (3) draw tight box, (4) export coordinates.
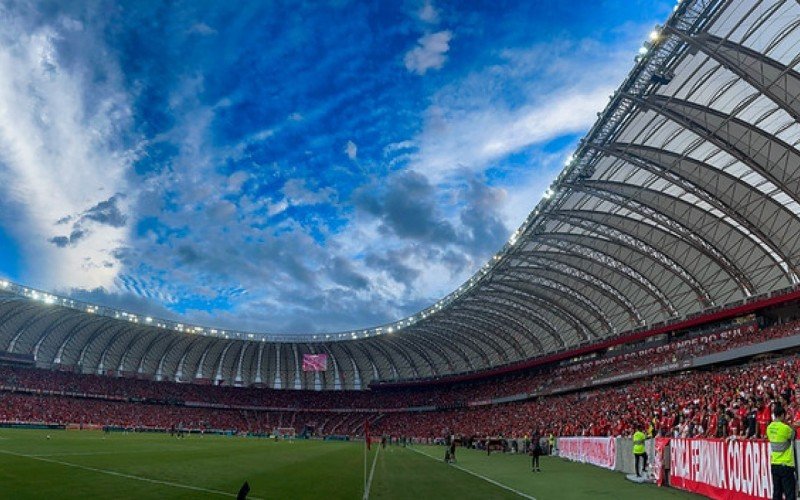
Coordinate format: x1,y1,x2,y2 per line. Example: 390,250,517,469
0,392,376,436
0,317,798,437
373,355,800,439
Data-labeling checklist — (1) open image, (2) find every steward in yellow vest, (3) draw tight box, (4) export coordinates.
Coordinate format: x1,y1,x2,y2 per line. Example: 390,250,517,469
633,429,647,477
767,405,796,500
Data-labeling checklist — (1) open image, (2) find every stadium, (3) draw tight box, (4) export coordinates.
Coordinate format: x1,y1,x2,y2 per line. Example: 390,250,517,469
1,0,800,498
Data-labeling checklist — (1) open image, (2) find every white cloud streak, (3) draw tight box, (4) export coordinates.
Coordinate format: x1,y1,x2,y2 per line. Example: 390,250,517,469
344,139,358,160
409,34,647,183
404,30,453,75
416,86,613,180
0,8,135,290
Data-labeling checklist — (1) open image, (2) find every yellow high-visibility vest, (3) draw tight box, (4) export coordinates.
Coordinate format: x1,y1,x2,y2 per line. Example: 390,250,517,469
767,421,795,467
633,431,646,455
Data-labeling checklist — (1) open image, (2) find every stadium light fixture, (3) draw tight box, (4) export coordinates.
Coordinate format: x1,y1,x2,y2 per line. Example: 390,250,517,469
638,46,648,56
649,30,660,42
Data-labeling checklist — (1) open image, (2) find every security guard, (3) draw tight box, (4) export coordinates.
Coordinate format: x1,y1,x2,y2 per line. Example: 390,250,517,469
633,428,648,477
767,405,796,500
548,433,556,455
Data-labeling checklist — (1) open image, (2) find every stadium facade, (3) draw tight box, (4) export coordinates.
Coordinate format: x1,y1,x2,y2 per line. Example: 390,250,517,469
1,0,799,390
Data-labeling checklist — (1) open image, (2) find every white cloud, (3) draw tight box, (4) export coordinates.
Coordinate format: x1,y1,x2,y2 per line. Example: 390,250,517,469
188,23,217,36
404,30,453,75
344,140,358,160
267,199,289,217
415,86,613,181
417,0,439,24
226,171,249,193
282,179,337,206
0,13,135,290
407,33,649,183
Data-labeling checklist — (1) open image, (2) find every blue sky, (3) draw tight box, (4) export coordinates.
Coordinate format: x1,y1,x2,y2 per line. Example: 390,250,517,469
0,0,672,334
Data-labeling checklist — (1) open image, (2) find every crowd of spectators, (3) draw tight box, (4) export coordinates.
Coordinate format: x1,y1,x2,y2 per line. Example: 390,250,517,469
372,355,800,440
0,316,798,437
0,392,374,436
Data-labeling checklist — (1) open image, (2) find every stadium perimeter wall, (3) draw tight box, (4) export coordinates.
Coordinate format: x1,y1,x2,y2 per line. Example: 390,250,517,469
614,437,656,476
559,437,800,499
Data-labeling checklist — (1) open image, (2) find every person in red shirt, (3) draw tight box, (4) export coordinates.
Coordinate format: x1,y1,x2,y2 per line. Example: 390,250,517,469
736,401,747,422
791,406,800,434
659,413,673,437
756,401,771,438
727,410,742,438
707,406,718,438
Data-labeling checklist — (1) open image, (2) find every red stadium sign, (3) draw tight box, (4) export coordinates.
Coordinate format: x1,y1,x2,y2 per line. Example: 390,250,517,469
667,438,773,500
558,437,616,470
302,354,328,372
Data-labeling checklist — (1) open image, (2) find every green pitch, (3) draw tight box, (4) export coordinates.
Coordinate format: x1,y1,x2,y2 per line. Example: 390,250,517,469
0,429,701,499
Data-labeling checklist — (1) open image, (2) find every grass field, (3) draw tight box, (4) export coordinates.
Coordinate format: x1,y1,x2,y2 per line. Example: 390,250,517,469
0,429,702,499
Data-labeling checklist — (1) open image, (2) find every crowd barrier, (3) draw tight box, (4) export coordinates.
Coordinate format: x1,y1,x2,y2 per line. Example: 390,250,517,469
557,437,617,469
558,436,800,500
0,422,65,430
614,437,655,475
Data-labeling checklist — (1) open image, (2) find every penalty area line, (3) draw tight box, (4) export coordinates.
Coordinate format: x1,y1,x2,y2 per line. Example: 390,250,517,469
0,449,263,499
408,447,537,500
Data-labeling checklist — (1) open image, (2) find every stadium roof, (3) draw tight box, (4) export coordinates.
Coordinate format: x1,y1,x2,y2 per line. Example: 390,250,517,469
2,0,800,389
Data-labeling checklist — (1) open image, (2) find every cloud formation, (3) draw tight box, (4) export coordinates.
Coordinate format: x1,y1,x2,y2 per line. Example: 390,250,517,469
0,5,135,289
344,140,358,160
417,0,440,24
404,31,453,75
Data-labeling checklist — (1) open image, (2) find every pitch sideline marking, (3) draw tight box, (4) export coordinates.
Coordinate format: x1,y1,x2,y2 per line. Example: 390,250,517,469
0,449,264,499
408,446,537,500
362,444,380,500
29,447,207,457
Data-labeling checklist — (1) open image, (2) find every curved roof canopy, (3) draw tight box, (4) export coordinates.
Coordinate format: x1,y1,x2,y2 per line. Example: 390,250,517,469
2,0,800,389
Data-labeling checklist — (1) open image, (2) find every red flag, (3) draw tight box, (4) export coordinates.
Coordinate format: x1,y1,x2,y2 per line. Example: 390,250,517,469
364,419,370,451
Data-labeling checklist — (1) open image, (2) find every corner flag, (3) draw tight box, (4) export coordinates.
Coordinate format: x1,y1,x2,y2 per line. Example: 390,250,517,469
365,419,371,450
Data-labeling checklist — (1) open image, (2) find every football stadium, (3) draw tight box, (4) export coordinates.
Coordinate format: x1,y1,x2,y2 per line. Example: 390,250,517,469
1,0,800,498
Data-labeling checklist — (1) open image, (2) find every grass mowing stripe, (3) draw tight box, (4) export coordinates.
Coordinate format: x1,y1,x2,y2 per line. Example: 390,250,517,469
0,449,263,499
408,446,537,500
363,444,380,499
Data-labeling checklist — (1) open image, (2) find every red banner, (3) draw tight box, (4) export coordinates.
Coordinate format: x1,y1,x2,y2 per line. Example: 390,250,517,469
669,438,773,499
558,437,616,470
655,437,669,486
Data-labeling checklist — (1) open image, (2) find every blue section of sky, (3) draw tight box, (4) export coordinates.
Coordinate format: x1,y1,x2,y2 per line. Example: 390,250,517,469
0,225,21,280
